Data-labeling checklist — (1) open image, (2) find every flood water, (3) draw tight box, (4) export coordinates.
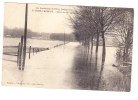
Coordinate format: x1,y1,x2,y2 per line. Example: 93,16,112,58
2,38,130,91
71,45,127,91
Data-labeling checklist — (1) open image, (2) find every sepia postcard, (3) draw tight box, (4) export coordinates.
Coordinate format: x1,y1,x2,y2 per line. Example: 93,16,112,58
2,2,134,92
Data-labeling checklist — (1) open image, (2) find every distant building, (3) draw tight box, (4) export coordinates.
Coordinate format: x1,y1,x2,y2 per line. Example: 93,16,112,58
32,33,50,40
105,31,119,46
41,33,50,40
5,34,11,37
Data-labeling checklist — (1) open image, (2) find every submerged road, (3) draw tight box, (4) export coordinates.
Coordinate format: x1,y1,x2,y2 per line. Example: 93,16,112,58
2,42,129,91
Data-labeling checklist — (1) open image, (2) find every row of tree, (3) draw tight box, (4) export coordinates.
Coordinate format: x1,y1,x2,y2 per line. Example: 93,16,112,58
4,27,75,42
4,27,40,38
50,33,75,42
70,6,134,66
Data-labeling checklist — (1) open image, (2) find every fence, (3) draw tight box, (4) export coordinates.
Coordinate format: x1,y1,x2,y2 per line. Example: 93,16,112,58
17,39,69,70
3,36,69,71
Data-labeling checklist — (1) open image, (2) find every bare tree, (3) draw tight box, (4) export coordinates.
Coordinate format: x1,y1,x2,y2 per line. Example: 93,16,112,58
113,9,134,63
90,7,127,66
70,6,131,67
70,6,96,54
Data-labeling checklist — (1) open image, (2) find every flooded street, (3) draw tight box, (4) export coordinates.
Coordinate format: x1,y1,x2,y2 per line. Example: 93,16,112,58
1,3,134,100
2,41,129,91
71,46,126,91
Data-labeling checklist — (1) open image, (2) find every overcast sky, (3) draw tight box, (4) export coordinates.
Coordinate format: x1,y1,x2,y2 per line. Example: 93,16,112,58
4,3,75,34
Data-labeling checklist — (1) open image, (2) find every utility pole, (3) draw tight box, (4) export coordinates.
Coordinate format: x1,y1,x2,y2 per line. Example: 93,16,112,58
22,3,28,70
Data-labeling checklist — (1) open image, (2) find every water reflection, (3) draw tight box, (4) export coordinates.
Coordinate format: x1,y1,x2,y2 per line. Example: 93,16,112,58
71,45,131,91
72,45,103,90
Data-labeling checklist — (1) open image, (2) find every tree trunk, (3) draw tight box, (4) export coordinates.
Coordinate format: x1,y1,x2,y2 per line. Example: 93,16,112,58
96,32,100,55
87,38,90,55
123,47,126,62
101,31,106,67
125,46,129,61
89,35,94,68
90,35,94,57
95,32,100,63
95,32,99,68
